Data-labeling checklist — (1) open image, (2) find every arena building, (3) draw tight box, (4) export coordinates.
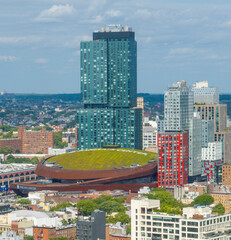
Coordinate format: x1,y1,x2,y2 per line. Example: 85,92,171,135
11,148,158,196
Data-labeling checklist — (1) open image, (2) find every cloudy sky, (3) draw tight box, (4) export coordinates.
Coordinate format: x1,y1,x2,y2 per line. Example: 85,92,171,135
1,0,231,93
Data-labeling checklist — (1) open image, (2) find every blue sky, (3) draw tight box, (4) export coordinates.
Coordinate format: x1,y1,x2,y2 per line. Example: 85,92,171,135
1,0,231,93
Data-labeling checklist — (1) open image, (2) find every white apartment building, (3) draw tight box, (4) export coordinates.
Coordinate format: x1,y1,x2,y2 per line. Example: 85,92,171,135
202,142,222,161
143,125,157,150
143,117,157,150
131,198,231,240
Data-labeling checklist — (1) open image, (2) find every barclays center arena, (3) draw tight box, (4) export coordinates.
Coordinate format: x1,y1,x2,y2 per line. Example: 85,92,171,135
11,148,158,196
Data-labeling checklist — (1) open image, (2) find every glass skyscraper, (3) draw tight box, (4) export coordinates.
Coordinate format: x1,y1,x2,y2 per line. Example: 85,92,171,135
77,26,142,150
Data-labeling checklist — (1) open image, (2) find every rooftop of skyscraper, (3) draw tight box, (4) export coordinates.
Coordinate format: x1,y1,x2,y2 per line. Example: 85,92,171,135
167,80,190,91
95,25,132,33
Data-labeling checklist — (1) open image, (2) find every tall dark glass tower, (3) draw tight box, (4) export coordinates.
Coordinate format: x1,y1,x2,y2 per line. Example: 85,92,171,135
77,25,142,150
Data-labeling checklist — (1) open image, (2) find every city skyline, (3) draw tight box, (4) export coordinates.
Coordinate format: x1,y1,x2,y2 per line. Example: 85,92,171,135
1,0,231,94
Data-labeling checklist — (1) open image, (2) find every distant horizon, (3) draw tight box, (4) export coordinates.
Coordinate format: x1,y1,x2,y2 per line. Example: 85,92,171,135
2,92,231,95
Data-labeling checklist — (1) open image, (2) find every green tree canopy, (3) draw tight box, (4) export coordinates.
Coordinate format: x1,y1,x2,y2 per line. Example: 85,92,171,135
98,201,126,215
54,132,68,149
192,194,214,206
17,199,31,205
106,212,130,224
145,189,184,214
50,202,73,212
76,200,98,216
24,235,34,240
93,195,113,205
3,156,39,164
76,196,127,216
212,203,225,215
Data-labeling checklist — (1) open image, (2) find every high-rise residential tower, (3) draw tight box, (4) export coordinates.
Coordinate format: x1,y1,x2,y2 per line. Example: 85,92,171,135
158,80,201,187
164,80,193,132
77,26,142,150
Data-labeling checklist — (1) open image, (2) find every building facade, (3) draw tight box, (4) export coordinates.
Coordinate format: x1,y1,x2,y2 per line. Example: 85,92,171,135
0,164,36,191
131,198,231,240
194,104,227,133
77,25,142,150
202,160,222,182
76,210,106,240
222,165,231,187
211,192,231,214
201,120,214,148
214,131,231,164
143,121,157,150
164,80,193,132
0,127,54,154
192,81,219,104
157,132,188,188
188,113,202,178
202,142,222,161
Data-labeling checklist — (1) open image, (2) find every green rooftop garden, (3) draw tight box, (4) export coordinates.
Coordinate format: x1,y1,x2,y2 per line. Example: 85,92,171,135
46,148,157,170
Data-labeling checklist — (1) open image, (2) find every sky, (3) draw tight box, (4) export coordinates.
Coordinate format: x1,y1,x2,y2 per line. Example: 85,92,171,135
1,0,231,94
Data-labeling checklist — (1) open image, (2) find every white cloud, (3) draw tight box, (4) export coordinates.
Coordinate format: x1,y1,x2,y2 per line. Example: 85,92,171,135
0,56,17,62
145,37,152,43
35,4,75,22
88,0,107,12
135,9,152,18
0,36,43,44
88,15,103,23
35,58,48,64
65,35,91,48
169,48,193,55
203,55,229,60
106,10,122,17
224,20,231,27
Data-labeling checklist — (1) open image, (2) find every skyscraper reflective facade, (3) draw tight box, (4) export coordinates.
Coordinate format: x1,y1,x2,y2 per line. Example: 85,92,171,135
77,26,142,150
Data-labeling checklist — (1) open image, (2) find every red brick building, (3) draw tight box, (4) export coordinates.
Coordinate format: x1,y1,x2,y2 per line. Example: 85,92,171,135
33,226,56,240
0,138,21,152
33,225,76,240
157,132,188,188
0,127,54,154
18,127,54,154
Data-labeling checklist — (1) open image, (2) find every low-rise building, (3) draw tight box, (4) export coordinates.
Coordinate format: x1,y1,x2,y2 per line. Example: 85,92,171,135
0,164,36,191
106,222,131,240
131,197,231,240
211,191,231,214
222,165,231,187
0,231,23,240
33,224,76,240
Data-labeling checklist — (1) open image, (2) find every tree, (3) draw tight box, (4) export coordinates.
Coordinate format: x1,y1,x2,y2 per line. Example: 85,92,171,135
106,212,130,224
76,200,98,216
192,194,214,206
50,202,73,212
126,223,131,234
24,235,34,240
212,203,225,215
49,237,69,240
54,132,67,149
31,157,39,164
61,219,68,225
93,195,112,205
99,201,126,214
17,199,31,205
45,126,53,131
4,146,13,154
